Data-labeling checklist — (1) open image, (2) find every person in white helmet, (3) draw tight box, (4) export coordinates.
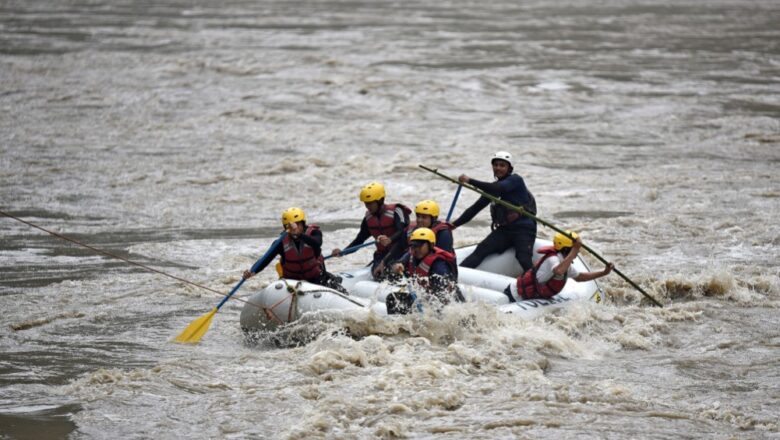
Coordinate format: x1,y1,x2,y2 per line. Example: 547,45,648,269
452,151,537,272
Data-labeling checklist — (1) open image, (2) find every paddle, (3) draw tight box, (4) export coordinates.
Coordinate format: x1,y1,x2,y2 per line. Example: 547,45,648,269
174,231,287,344
325,241,376,260
273,241,376,278
419,164,663,308
446,184,463,222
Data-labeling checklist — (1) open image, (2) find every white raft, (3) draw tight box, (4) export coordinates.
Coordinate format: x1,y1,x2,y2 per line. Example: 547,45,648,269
239,239,605,332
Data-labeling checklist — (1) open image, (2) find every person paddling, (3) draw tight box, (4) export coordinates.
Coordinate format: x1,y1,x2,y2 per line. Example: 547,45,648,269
388,228,464,314
504,231,613,302
406,199,455,253
331,182,411,280
452,151,537,272
244,208,346,292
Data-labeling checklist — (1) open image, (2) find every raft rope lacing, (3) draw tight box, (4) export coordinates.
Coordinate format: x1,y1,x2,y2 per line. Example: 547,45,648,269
261,279,369,327
0,210,283,320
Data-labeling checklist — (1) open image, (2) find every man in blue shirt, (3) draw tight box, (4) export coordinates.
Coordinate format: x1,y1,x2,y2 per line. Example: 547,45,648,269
452,151,537,272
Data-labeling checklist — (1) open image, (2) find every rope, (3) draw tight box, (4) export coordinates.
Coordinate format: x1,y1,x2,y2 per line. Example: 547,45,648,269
2,210,419,325
259,282,297,326
0,209,257,308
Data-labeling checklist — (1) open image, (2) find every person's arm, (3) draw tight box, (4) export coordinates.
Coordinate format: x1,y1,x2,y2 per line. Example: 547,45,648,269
243,240,283,279
467,178,503,196
435,229,454,253
552,238,582,278
473,175,533,210
391,252,411,275
332,219,371,257
346,219,371,249
381,234,407,266
452,196,490,227
298,228,323,250
574,263,614,282
386,209,408,244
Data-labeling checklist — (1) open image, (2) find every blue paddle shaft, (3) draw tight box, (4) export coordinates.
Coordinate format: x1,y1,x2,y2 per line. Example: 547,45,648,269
216,231,287,311
216,278,245,310
446,185,463,222
325,240,376,260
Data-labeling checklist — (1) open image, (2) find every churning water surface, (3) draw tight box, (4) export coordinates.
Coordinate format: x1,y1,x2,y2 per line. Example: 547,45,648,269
1,0,779,438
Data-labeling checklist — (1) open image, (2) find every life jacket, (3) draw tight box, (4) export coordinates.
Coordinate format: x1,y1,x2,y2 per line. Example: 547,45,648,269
406,247,463,303
406,246,458,280
489,174,536,228
365,203,411,253
515,246,566,300
405,220,454,235
281,225,324,281
431,221,455,234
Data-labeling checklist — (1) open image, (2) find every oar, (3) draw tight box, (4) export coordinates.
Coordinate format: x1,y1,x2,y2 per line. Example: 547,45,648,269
324,241,376,260
273,240,377,277
446,184,463,222
174,231,287,344
419,164,663,308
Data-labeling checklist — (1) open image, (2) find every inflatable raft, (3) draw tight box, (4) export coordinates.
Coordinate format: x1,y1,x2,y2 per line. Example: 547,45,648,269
239,239,605,333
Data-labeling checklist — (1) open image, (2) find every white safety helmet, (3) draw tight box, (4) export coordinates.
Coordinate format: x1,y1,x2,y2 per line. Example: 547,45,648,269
491,151,513,167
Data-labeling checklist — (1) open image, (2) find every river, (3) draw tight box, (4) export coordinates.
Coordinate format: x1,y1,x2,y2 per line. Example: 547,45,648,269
1,0,779,438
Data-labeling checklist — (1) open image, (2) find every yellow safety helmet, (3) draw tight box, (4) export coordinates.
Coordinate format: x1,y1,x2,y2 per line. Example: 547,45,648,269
359,182,386,203
409,227,436,245
553,230,579,251
414,199,440,218
281,207,306,226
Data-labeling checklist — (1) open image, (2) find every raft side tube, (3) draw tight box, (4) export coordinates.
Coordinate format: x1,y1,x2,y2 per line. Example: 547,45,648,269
240,280,381,332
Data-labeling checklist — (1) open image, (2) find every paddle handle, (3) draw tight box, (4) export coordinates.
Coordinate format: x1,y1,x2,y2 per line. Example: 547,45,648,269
216,278,246,310
325,240,376,260
216,231,288,311
419,164,663,308
446,185,463,222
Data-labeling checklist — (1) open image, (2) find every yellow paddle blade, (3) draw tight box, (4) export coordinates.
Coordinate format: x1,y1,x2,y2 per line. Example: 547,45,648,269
174,307,217,344
275,261,283,278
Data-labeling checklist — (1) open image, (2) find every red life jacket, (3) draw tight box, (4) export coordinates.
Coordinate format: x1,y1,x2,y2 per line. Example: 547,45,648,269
431,221,454,234
405,220,454,235
515,246,567,300
366,203,411,252
406,246,463,303
281,225,324,281
406,246,457,279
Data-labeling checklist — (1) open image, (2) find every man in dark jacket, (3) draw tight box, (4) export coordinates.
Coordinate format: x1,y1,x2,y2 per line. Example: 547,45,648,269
453,151,537,272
